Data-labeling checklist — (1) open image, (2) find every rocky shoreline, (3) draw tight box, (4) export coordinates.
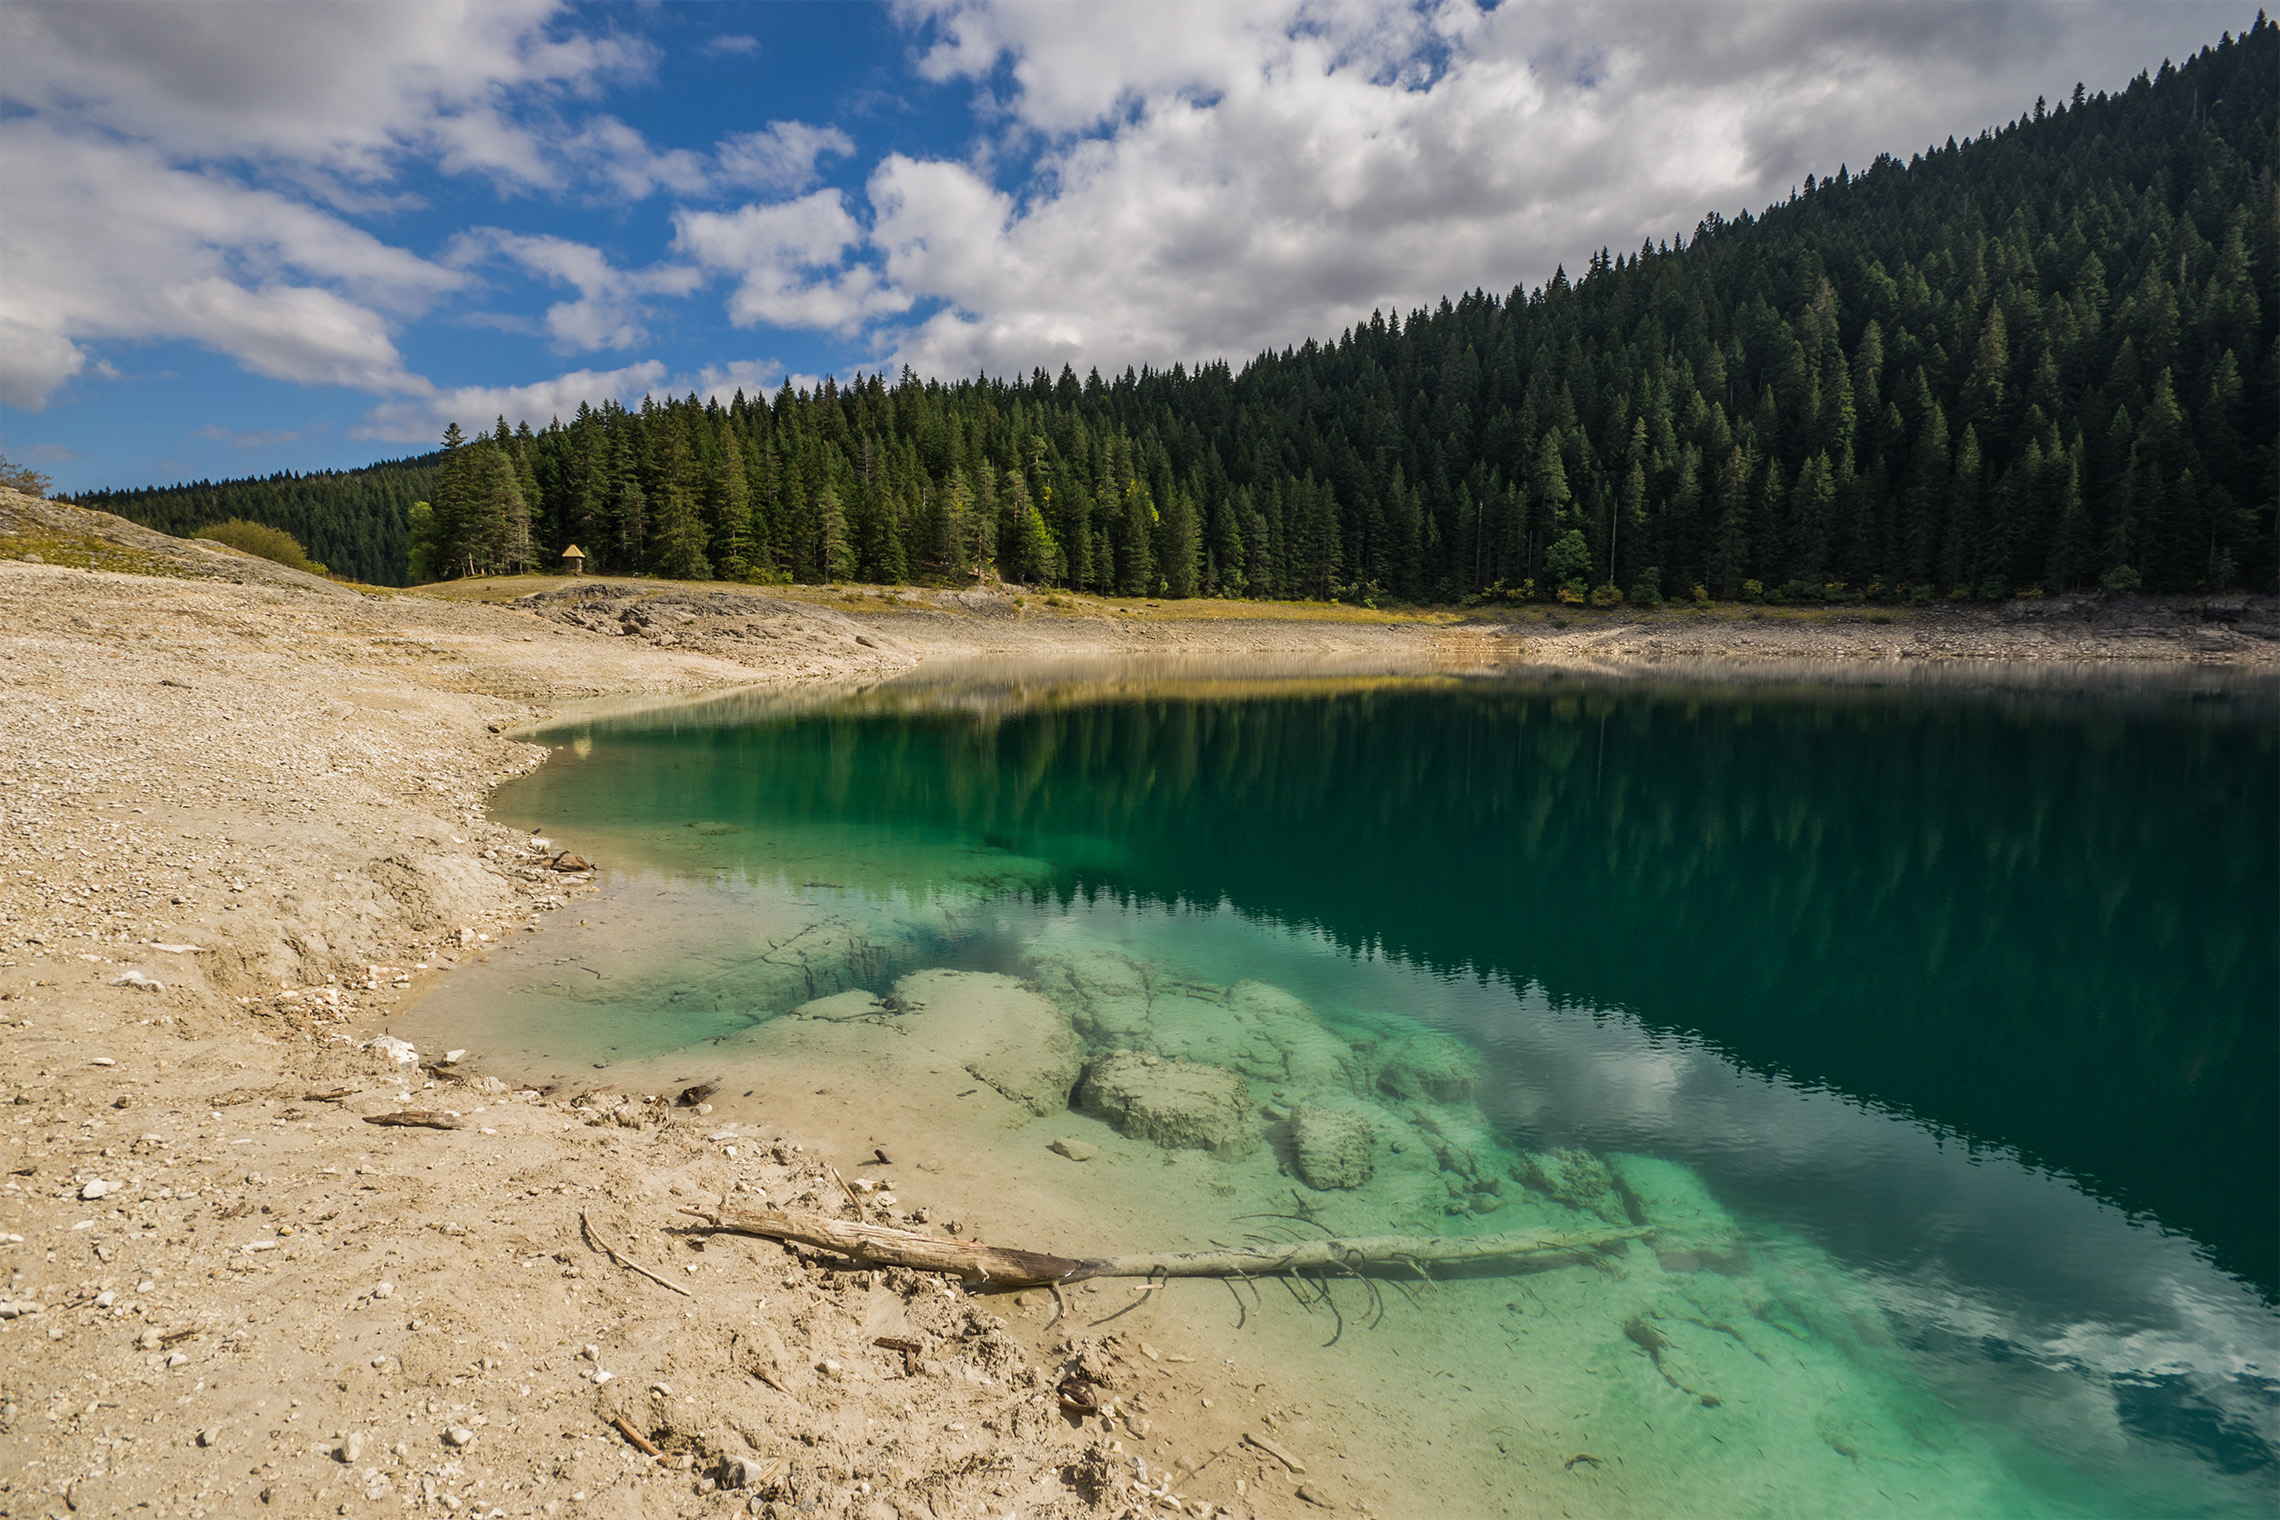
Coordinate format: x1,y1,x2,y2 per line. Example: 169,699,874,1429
1,490,2271,1520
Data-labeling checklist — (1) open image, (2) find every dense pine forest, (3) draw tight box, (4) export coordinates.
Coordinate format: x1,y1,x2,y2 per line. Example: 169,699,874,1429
73,454,438,588
79,20,2277,599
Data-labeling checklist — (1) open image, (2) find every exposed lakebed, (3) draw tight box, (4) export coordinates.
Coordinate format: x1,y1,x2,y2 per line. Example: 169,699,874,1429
396,659,2279,1518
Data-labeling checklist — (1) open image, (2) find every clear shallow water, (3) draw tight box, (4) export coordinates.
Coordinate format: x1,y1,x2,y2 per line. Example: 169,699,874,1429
419,661,2278,1517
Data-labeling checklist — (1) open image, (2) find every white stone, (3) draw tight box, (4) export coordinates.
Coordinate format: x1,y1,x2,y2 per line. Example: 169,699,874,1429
365,1035,419,1065
80,1179,119,1200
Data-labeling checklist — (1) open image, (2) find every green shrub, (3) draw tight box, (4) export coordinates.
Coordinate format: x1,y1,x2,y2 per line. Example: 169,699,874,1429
193,518,325,575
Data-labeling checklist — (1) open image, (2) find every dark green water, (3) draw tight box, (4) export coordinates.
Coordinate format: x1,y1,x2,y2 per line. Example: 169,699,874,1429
458,662,2280,1515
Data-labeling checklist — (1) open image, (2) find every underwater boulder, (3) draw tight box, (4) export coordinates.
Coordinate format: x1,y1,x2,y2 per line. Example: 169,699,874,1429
1078,1050,1259,1159
1373,1030,1483,1103
1514,1146,1631,1223
1024,941,1153,1043
1289,1099,1377,1190
890,969,1083,1119
1607,1153,1750,1274
1227,981,1368,1093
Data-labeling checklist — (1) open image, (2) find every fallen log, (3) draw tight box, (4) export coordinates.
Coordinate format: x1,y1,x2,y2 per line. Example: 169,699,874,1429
679,1205,1648,1287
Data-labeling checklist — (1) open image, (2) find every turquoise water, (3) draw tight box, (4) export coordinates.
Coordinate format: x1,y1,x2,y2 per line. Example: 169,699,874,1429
411,661,2278,1517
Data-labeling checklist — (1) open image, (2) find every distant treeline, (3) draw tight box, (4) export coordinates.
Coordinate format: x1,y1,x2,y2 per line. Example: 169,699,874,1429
84,19,2278,598
73,455,438,587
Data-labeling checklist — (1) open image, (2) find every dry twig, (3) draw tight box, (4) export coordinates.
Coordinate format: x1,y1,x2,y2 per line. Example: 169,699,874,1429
579,1212,692,1298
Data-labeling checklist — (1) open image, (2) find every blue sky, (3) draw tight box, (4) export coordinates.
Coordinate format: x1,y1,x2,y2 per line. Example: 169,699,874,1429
0,0,2249,495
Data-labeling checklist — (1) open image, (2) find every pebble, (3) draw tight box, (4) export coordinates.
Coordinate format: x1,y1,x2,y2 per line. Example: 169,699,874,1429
91,1056,118,1066
197,1427,219,1447
94,1290,116,1308
445,1425,475,1447
1049,1137,1097,1161
166,1351,188,1369
0,1300,41,1319
80,1179,119,1200
338,1431,364,1463
374,1281,396,1299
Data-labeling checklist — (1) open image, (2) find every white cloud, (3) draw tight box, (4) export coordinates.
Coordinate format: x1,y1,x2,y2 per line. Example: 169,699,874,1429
450,231,702,352
0,123,457,407
0,0,649,189
353,360,670,443
848,0,2247,379
673,359,790,407
674,192,906,332
564,115,715,202
716,121,858,194
704,34,761,58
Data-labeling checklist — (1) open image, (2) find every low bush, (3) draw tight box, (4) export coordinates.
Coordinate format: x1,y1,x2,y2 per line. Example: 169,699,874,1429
193,518,325,575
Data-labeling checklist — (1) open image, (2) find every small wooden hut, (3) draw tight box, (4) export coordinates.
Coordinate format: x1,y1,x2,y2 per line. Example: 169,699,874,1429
560,544,586,576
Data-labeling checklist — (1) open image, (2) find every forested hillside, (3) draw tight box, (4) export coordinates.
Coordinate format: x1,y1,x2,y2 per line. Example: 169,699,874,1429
72,455,438,587
85,19,2277,598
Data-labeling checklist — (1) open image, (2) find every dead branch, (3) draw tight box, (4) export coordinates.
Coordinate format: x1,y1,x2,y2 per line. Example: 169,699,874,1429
681,1204,1087,1286
580,1211,693,1298
362,1110,461,1130
679,1204,1649,1288
1074,1225,1652,1282
609,1414,664,1461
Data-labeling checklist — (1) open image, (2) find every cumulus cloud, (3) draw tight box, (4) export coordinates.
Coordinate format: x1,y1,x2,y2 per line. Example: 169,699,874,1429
674,192,906,332
450,231,702,352
353,360,670,442
673,359,792,407
0,123,457,407
716,121,858,194
846,0,2245,378
0,0,648,188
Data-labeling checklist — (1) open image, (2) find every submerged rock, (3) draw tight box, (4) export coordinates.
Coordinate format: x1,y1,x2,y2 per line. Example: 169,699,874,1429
895,969,1082,1118
1078,1050,1259,1159
1373,1030,1483,1103
791,989,889,1022
1514,1146,1630,1223
1608,1153,1749,1274
1289,1099,1376,1190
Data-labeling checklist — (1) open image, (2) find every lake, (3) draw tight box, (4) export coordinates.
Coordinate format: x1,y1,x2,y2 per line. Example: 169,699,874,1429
397,659,2278,1517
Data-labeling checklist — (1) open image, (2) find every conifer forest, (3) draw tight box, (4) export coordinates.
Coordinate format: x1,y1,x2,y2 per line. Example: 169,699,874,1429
74,22,2278,601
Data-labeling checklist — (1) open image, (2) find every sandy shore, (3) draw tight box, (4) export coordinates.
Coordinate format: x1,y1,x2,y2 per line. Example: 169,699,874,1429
1,490,2271,1520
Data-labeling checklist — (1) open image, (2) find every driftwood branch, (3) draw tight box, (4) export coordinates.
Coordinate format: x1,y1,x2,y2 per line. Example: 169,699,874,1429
1075,1226,1651,1281
362,1110,461,1130
581,1211,693,1297
681,1205,1087,1286
680,1205,1648,1288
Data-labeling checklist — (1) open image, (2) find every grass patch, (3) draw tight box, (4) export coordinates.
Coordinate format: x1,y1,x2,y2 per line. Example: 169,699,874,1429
0,530,213,581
